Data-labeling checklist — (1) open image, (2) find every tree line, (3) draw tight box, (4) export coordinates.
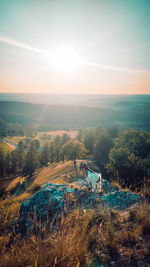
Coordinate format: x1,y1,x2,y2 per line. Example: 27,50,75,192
0,120,37,138
0,134,86,177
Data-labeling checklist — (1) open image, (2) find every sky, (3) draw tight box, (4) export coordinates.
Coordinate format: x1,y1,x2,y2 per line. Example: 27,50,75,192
0,0,150,94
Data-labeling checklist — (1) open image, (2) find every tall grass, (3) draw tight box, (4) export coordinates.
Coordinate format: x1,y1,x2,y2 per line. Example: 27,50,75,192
0,196,150,267
0,209,100,267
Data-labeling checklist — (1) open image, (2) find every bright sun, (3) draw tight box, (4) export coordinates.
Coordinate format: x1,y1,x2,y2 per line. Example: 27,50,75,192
48,45,84,72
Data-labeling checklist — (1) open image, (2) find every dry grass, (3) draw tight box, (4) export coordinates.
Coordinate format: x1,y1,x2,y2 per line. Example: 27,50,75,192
111,180,122,190
6,176,22,192
14,192,30,201
0,196,20,235
0,201,150,267
0,209,99,267
140,179,150,201
129,203,150,236
4,161,79,201
34,161,75,185
6,136,25,144
39,130,77,139
1,160,150,266
0,142,13,154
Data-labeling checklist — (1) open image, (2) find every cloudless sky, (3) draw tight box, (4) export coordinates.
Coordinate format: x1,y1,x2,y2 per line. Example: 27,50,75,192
0,0,150,94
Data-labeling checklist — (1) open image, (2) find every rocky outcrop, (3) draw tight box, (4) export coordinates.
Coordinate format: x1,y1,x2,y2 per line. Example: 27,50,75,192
17,171,142,235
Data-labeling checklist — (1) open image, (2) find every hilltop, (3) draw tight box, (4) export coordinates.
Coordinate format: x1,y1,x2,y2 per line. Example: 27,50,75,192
0,159,150,267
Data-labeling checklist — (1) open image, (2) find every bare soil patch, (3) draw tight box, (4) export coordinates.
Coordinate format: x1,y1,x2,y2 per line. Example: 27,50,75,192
40,130,77,138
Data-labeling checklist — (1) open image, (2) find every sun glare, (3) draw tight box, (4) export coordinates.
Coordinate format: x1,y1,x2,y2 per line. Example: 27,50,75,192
48,45,84,72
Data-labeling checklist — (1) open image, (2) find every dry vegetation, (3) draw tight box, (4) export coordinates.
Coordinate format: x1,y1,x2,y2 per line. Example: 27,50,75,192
5,136,25,144
39,130,77,139
2,161,81,201
0,160,150,266
0,194,150,267
0,142,13,154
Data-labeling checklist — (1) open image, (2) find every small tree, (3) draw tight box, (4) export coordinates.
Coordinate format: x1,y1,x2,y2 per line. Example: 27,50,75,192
62,140,87,171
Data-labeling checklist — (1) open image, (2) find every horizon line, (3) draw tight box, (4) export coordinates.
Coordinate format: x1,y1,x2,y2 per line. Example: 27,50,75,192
0,92,150,96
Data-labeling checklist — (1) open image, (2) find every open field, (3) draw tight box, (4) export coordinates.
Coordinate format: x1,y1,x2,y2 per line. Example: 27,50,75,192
39,130,77,138
4,130,77,151
0,141,13,154
5,135,49,149
6,136,25,144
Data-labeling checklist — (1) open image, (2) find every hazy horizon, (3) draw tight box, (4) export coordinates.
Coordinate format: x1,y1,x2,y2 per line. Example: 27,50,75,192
0,92,150,110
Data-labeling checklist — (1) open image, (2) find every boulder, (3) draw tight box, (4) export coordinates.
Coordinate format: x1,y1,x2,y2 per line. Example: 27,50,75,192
18,172,142,235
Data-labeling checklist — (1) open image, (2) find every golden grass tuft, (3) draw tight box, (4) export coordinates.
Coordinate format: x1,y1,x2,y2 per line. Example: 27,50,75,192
0,209,99,267
0,196,20,235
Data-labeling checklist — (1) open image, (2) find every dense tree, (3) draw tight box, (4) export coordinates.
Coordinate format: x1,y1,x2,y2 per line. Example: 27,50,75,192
49,140,56,164
116,129,150,158
32,139,40,150
23,159,35,176
84,130,95,154
0,152,5,177
107,126,118,138
5,153,11,176
94,126,104,139
40,142,49,166
95,135,114,166
54,136,61,163
77,128,85,142
106,147,130,180
106,129,150,189
10,151,17,176
22,140,39,176
61,133,71,146
17,141,25,170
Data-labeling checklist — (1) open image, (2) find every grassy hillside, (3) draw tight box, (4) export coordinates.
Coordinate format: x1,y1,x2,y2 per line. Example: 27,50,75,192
0,141,13,154
3,161,79,201
5,136,25,144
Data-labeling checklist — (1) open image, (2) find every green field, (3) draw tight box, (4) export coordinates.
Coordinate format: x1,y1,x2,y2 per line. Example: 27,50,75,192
0,142,13,154
7,134,52,148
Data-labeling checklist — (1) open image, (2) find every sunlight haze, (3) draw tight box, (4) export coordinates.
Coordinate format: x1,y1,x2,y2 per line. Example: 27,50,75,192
0,0,150,94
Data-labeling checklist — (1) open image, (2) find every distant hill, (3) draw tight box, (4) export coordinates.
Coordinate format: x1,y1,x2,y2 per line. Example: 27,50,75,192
0,100,149,130
0,93,150,108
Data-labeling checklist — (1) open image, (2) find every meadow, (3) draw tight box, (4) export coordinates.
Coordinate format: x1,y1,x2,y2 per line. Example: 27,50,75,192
0,141,13,154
